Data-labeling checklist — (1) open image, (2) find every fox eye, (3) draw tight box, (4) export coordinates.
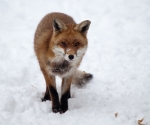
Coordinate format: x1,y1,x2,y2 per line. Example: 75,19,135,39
74,42,80,47
61,42,67,47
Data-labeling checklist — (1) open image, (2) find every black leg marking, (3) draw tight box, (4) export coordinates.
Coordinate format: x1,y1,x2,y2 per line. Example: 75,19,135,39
49,86,61,113
42,87,51,101
60,89,70,114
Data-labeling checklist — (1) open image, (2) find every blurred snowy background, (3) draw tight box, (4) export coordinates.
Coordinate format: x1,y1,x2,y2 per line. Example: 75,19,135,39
0,0,150,125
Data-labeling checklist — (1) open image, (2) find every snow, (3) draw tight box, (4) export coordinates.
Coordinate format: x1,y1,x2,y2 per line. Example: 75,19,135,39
0,0,150,124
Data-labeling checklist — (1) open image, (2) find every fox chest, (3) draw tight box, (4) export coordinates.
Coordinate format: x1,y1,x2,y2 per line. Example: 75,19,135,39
46,60,75,77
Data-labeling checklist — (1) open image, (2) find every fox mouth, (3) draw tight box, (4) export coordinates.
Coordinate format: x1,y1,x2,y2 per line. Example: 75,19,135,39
50,60,71,75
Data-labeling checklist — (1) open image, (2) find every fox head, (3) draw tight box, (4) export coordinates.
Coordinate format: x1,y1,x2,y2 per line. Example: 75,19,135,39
49,18,91,66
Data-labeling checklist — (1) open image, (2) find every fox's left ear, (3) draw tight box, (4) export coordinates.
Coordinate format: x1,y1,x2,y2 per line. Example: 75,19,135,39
52,18,67,34
74,20,91,35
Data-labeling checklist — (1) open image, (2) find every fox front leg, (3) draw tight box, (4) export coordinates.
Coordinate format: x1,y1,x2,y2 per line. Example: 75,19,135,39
60,76,72,113
49,85,61,113
41,68,61,113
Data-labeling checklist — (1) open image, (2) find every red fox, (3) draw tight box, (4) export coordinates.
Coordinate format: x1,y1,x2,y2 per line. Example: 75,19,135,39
34,12,93,113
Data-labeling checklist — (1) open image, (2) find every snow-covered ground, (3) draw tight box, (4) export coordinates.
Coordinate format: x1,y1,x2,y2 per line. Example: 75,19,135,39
0,0,150,124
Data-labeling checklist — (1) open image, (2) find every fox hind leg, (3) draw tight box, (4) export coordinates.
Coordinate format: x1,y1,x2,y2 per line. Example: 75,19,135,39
42,86,51,101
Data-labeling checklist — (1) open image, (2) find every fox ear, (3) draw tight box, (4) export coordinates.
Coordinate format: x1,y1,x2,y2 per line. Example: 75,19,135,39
74,20,91,35
53,18,67,33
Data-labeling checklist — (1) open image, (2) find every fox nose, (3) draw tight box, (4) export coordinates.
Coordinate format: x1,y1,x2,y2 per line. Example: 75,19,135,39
68,55,74,60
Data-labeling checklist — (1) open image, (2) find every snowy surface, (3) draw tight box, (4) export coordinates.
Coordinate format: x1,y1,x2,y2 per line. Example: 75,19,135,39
0,0,150,125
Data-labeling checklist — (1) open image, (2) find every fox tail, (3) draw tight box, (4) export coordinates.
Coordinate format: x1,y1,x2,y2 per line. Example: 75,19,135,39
72,69,93,87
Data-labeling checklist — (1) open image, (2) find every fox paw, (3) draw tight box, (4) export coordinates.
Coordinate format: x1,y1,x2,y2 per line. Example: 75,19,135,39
52,105,61,113
60,104,68,114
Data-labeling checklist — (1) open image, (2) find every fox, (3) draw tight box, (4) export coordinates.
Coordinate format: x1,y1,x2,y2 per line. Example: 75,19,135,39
34,12,93,114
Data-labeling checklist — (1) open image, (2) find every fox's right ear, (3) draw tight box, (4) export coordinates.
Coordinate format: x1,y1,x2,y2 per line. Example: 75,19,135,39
52,18,67,34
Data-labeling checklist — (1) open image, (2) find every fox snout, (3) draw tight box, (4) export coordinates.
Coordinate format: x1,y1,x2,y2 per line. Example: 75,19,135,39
66,48,76,61
66,54,74,61
53,46,87,62
68,55,74,60
53,45,87,64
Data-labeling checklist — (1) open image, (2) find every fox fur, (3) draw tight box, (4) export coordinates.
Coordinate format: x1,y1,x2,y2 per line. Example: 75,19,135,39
34,12,93,113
